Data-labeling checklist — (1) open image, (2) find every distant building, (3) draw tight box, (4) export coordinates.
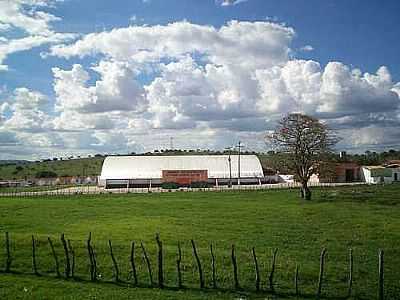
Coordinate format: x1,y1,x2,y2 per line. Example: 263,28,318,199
335,162,362,182
319,162,361,183
361,166,395,184
383,162,400,183
99,155,265,188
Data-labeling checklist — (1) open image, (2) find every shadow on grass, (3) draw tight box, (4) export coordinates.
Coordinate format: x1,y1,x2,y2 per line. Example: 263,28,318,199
0,270,362,300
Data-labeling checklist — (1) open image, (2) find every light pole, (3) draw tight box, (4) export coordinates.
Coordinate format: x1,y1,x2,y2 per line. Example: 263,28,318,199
225,147,232,188
236,141,242,186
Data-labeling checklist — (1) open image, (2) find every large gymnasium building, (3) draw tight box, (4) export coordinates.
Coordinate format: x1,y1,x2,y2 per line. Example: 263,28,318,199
99,155,264,188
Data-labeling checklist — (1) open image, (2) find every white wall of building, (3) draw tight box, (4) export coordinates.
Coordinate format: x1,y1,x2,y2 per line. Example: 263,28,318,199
390,168,400,182
361,167,394,184
100,155,264,180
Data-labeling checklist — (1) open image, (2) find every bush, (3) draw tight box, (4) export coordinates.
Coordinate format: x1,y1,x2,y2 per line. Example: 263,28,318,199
190,181,211,188
161,182,180,189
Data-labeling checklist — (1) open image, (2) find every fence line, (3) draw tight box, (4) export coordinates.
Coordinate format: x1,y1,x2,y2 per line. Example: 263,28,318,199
0,232,387,299
0,182,368,197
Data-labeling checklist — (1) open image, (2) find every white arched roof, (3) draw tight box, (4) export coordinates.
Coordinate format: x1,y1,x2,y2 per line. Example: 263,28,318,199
100,155,264,180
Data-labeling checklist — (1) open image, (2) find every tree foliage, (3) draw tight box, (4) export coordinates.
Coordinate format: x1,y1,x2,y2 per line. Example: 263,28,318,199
35,171,58,178
267,113,339,200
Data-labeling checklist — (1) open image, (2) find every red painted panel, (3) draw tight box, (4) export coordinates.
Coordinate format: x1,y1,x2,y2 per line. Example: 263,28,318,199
162,170,208,185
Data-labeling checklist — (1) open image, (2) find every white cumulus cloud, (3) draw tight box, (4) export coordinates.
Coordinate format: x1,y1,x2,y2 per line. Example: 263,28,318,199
0,0,75,71
50,21,294,70
2,87,51,132
218,0,249,6
52,62,146,114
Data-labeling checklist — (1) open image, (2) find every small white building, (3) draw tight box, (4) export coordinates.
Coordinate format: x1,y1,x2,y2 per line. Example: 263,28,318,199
361,166,394,184
385,164,400,183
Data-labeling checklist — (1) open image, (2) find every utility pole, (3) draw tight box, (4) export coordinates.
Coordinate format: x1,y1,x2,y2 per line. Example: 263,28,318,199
237,141,242,185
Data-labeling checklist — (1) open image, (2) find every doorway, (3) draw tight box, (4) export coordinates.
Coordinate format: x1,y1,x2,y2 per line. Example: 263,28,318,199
345,169,355,182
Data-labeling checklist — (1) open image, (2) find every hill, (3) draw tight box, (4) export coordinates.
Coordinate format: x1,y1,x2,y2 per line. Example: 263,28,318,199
0,157,104,180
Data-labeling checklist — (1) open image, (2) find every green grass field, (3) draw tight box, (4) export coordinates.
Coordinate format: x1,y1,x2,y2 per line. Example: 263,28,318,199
1,185,399,299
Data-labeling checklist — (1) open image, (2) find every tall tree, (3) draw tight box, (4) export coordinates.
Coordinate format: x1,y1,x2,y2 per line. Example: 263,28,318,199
267,113,339,200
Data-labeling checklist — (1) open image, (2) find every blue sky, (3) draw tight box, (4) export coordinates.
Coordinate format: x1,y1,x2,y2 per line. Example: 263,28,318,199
0,0,400,159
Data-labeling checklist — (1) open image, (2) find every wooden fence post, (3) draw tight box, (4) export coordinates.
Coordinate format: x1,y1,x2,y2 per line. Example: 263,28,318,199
252,247,260,292
60,233,71,278
191,239,204,288
269,248,278,293
87,232,96,281
141,242,153,286
317,248,327,299
91,243,98,280
108,240,120,282
32,235,38,275
155,234,164,288
177,242,183,288
210,244,217,289
5,232,11,273
378,249,384,300
130,241,138,285
48,236,60,277
67,239,75,278
231,244,240,290
347,248,353,298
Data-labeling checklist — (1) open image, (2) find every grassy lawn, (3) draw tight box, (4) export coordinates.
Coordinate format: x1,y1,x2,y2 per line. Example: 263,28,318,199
0,184,399,299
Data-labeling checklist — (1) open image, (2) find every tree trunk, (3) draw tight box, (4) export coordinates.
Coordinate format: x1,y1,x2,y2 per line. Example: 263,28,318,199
301,182,311,200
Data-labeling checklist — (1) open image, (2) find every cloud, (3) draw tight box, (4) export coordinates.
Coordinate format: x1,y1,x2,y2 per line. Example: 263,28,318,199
144,56,260,130
300,45,314,52
218,0,249,6
2,19,400,158
0,33,75,71
0,0,76,71
47,20,296,134
2,87,52,132
255,60,400,119
46,21,400,152
52,61,147,115
50,20,295,69
339,125,400,150
0,0,61,35
0,130,18,146
0,23,11,32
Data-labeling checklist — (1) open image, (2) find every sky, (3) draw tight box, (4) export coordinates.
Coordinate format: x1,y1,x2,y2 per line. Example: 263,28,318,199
0,0,400,160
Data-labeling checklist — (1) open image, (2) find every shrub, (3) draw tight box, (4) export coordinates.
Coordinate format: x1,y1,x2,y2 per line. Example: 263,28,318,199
35,171,58,178
161,182,180,189
190,181,211,188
